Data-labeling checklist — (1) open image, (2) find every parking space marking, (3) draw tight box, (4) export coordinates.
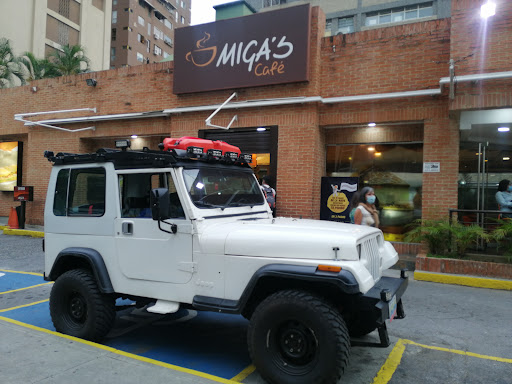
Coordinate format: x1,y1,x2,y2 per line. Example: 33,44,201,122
0,299,49,313
404,339,512,363
372,338,407,384
0,269,43,276
0,271,49,294
1,299,252,381
0,282,53,295
230,364,256,382
0,314,240,384
373,338,512,384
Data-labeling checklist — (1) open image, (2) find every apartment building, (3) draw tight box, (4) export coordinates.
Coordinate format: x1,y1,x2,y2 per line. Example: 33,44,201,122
244,0,451,36
110,0,191,68
0,0,112,71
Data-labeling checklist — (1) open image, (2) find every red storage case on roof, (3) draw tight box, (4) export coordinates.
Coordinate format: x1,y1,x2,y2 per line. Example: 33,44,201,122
162,136,241,156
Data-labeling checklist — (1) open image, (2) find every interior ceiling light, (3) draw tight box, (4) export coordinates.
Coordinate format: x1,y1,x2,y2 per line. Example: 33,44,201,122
375,152,382,157
481,1,496,18
368,122,376,127
503,157,510,161
368,147,375,151
498,127,510,132
131,134,138,139
256,127,266,132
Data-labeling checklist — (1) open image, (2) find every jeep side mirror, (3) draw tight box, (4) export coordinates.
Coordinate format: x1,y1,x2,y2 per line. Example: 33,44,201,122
150,188,177,234
150,188,171,221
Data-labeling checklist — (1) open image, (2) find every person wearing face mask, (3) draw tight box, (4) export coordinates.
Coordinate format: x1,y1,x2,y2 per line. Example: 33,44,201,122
352,186,380,227
495,179,512,219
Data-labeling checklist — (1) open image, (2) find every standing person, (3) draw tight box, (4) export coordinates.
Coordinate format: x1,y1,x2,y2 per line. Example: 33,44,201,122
261,175,276,217
352,186,380,227
495,179,512,219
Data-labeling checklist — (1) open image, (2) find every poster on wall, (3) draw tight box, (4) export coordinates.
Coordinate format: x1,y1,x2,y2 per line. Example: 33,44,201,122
0,142,21,192
320,177,359,223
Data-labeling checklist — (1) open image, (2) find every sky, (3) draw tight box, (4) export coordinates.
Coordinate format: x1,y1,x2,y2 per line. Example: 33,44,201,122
190,0,239,25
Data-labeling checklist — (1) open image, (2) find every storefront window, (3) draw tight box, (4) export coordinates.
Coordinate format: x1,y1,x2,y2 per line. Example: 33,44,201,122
326,143,423,240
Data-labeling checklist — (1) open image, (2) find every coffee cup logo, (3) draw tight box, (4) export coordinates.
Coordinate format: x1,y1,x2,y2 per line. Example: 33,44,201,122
186,32,217,67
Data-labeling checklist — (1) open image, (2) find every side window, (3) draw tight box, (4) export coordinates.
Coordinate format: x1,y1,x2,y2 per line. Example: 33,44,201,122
120,173,153,218
119,172,185,219
67,168,106,216
53,169,69,216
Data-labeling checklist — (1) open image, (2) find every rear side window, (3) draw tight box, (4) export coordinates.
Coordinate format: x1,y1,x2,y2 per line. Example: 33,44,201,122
53,169,69,216
52,167,106,217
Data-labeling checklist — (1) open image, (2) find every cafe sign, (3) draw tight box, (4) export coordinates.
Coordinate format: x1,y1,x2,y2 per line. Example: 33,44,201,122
173,4,311,94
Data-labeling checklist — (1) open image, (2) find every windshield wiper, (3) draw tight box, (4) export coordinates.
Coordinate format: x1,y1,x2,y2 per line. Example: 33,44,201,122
221,190,239,210
194,201,223,208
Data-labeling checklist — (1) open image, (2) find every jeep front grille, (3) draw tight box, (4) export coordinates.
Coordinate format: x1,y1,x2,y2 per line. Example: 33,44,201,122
360,236,381,282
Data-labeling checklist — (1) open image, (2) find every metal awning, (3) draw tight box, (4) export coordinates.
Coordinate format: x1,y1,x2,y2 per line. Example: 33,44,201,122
154,10,167,20
35,110,169,125
141,0,155,10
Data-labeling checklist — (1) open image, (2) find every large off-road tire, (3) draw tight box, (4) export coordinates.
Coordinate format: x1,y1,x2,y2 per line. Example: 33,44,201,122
50,269,115,342
247,290,350,384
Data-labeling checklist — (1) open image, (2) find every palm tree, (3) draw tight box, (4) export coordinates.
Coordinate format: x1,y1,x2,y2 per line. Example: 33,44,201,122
0,38,28,88
20,52,60,81
49,44,90,76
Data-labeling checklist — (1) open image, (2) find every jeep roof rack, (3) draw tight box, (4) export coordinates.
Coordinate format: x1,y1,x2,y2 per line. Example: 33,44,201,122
44,146,252,169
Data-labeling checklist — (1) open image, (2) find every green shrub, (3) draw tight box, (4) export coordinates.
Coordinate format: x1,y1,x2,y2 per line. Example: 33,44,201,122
491,219,512,257
404,219,490,257
404,220,452,256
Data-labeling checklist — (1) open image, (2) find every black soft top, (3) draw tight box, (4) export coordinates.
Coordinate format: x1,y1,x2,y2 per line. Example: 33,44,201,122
44,148,252,170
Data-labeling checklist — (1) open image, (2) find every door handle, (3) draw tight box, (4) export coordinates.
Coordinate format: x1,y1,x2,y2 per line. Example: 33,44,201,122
122,222,133,235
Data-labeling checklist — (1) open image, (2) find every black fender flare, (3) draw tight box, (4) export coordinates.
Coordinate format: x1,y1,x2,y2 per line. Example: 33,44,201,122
47,247,114,293
193,263,360,313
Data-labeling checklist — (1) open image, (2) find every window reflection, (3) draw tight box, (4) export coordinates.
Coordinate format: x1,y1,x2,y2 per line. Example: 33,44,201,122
326,143,423,240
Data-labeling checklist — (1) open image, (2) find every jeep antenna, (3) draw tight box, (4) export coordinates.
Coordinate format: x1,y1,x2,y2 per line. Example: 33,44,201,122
205,92,238,130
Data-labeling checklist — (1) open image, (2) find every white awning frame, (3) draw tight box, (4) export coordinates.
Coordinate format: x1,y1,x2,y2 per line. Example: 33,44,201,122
15,70,509,131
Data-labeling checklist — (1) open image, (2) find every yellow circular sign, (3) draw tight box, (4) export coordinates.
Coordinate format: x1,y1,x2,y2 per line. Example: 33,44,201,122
327,193,349,213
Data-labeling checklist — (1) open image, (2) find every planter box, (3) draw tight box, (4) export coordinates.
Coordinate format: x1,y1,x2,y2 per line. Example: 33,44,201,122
415,253,512,280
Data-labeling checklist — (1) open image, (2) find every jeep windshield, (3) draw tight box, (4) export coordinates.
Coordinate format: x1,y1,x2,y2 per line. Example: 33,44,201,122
183,168,265,209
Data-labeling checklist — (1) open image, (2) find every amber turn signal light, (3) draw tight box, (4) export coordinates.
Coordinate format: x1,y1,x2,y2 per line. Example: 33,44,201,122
317,265,342,273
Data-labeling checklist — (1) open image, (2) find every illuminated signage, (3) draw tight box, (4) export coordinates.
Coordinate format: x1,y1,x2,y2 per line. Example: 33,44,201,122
174,4,311,94
0,142,21,192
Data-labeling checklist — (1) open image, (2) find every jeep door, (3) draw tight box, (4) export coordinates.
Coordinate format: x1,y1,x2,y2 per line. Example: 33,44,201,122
114,170,193,284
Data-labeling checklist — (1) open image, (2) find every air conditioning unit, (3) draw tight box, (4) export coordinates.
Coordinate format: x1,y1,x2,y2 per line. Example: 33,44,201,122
154,34,159,40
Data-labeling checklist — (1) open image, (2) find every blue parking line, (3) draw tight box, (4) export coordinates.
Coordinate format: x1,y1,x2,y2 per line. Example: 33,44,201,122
0,271,45,293
2,300,251,380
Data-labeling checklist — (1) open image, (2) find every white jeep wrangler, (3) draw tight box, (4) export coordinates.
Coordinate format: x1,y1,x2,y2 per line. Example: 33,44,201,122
43,138,407,384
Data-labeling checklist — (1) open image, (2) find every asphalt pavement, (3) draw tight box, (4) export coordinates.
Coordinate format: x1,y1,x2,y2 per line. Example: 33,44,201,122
1,220,512,384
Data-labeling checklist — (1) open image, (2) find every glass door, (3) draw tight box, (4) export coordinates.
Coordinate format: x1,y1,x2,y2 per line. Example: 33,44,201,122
459,128,512,223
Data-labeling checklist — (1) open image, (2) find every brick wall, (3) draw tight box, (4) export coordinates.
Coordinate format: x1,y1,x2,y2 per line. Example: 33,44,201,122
450,0,512,111
1,4,511,225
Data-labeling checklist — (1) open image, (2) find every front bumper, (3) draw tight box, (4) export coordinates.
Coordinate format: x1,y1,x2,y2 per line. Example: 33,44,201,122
359,270,408,323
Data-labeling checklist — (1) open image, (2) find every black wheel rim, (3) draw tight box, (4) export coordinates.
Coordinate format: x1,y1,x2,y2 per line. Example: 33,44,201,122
67,291,87,324
268,320,318,375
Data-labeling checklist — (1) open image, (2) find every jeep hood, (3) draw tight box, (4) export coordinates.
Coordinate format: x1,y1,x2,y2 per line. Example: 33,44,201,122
198,218,382,260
